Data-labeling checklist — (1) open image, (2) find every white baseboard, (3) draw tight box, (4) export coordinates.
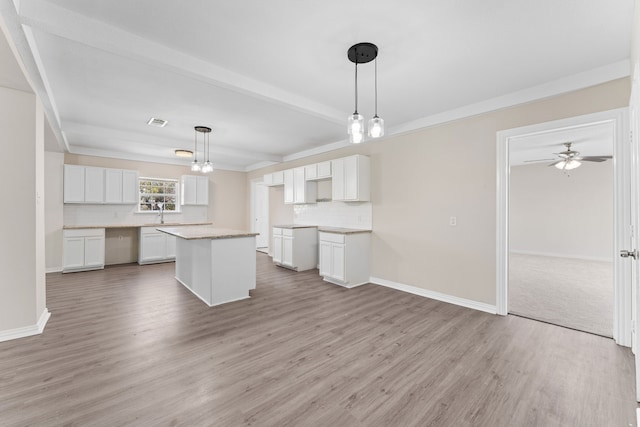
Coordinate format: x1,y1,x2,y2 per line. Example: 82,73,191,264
0,308,51,343
509,250,611,263
46,266,62,273
369,277,497,315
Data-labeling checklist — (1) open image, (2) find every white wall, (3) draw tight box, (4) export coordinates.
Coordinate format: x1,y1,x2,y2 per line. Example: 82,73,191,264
510,161,614,261
0,87,48,337
248,78,630,306
45,151,64,272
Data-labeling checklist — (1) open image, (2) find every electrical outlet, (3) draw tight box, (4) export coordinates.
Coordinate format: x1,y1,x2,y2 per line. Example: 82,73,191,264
449,216,457,226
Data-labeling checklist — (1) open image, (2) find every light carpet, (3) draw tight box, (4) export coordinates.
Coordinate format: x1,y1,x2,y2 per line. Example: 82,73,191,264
509,253,613,337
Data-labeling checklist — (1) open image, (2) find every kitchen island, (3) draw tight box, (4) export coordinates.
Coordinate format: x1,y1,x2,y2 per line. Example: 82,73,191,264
157,226,259,307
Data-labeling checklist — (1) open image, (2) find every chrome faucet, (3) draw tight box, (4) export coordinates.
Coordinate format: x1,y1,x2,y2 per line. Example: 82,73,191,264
157,202,165,224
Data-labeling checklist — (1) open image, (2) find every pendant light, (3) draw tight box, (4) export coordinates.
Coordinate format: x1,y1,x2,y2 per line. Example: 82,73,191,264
193,126,213,173
347,42,383,143
191,127,201,172
368,57,384,138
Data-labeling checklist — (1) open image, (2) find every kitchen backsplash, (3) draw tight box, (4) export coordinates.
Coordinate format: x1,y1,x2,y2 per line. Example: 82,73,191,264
293,201,372,229
64,203,208,226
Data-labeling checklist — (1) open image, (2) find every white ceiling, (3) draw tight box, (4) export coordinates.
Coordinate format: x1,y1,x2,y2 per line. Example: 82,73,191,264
0,0,634,170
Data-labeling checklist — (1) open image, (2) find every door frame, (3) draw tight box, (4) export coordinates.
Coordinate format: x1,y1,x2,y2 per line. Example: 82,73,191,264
250,178,269,250
496,108,630,346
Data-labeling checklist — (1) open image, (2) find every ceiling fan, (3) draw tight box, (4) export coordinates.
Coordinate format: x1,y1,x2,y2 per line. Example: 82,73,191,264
525,142,612,171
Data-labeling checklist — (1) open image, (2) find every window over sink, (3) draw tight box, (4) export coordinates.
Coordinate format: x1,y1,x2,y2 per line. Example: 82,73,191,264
138,177,179,212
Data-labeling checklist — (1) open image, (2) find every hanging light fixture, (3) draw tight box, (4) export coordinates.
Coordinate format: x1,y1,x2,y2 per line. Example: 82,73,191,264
191,127,201,172
554,159,581,171
347,42,383,143
193,126,213,173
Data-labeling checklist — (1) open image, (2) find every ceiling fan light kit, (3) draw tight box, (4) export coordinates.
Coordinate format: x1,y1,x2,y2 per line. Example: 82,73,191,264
347,42,384,144
539,142,612,174
191,126,213,173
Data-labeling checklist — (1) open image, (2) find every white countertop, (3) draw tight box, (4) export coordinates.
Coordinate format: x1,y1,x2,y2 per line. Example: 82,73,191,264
156,226,258,240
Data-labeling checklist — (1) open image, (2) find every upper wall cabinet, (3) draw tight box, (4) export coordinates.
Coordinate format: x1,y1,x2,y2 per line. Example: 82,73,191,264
105,168,139,204
332,155,370,202
305,161,332,181
264,170,284,187
181,175,209,206
64,165,138,204
64,165,105,204
284,167,317,204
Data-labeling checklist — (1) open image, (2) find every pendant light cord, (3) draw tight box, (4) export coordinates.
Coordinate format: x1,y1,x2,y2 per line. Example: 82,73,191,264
194,129,198,162
354,47,358,114
374,57,378,117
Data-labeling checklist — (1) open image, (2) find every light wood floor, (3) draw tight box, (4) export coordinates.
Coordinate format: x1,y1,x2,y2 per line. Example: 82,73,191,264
0,253,636,426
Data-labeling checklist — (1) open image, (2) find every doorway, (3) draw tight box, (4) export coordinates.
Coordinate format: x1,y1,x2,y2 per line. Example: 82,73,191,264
251,179,269,252
507,126,614,336
496,108,631,346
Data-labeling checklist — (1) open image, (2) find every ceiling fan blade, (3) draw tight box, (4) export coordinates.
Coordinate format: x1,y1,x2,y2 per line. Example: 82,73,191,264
580,156,611,162
548,160,564,167
523,158,555,163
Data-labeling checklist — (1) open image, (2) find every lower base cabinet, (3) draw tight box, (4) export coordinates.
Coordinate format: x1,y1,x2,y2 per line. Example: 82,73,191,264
272,226,318,271
63,228,105,273
318,231,371,288
138,227,176,264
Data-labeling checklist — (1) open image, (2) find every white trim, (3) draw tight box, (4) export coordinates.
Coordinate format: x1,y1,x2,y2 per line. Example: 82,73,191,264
496,108,630,346
370,277,497,315
46,266,62,273
0,308,51,343
509,250,612,263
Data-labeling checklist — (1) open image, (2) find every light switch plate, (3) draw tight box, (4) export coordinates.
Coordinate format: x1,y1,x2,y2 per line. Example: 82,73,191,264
449,216,457,226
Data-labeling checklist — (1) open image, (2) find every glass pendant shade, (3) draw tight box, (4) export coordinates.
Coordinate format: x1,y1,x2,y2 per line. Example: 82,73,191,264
191,160,201,172
555,159,581,170
202,161,213,173
348,113,364,144
368,116,384,138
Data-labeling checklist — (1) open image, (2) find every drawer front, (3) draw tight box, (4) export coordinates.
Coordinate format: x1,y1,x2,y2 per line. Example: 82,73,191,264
282,228,294,237
272,227,283,236
63,228,105,238
319,232,345,244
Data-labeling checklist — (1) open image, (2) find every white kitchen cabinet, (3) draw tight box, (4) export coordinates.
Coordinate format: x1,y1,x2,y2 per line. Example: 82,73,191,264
331,155,370,202
283,169,294,204
122,170,139,204
181,175,209,206
294,167,317,204
318,231,371,288
64,164,104,204
283,167,316,205
63,165,85,203
272,226,318,271
263,171,285,187
317,161,332,179
84,167,105,203
104,168,123,203
63,228,105,272
272,228,283,264
106,169,139,204
305,161,332,181
65,165,138,204
138,227,176,264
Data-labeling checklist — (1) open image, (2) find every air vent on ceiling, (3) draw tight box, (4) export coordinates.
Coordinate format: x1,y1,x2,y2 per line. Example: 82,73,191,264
147,117,168,127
